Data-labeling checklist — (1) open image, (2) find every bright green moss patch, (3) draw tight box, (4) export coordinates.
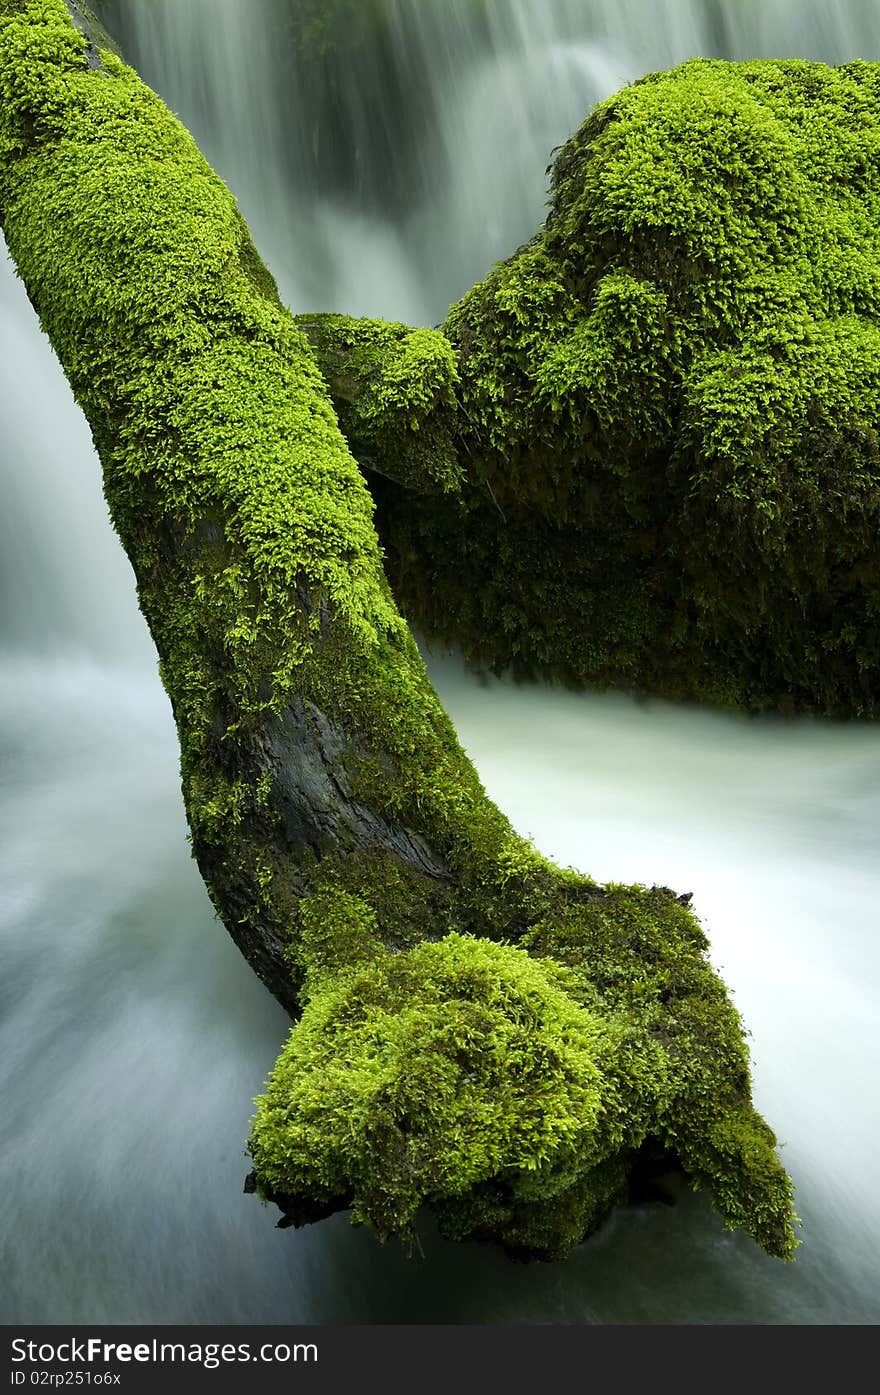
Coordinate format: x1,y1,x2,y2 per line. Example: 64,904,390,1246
251,934,611,1244
373,58,880,716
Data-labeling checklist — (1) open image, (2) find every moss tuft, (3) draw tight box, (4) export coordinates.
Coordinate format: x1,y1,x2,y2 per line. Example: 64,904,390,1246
251,934,613,1245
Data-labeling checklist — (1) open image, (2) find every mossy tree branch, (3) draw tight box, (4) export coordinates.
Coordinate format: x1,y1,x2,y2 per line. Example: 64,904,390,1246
295,313,463,493
303,60,880,718
0,0,796,1260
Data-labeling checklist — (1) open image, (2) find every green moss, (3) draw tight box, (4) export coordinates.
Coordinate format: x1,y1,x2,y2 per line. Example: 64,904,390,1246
372,59,880,716
296,313,463,493
522,887,797,1256
251,933,612,1245
250,877,796,1259
284,852,456,984
0,3,796,1262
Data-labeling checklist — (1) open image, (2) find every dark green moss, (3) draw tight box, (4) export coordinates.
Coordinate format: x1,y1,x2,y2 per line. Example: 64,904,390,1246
370,59,880,717
522,887,796,1257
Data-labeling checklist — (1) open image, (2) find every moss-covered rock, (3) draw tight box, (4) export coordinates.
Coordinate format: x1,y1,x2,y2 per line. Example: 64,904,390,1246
357,59,880,716
0,2,796,1261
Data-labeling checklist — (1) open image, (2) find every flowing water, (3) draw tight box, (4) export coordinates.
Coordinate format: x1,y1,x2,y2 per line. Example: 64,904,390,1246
2,0,879,1323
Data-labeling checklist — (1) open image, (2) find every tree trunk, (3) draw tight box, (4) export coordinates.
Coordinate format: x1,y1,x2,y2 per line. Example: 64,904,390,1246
0,0,797,1262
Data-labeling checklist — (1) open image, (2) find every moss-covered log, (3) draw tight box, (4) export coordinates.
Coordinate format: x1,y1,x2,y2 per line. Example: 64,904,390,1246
303,59,880,718
0,0,796,1260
